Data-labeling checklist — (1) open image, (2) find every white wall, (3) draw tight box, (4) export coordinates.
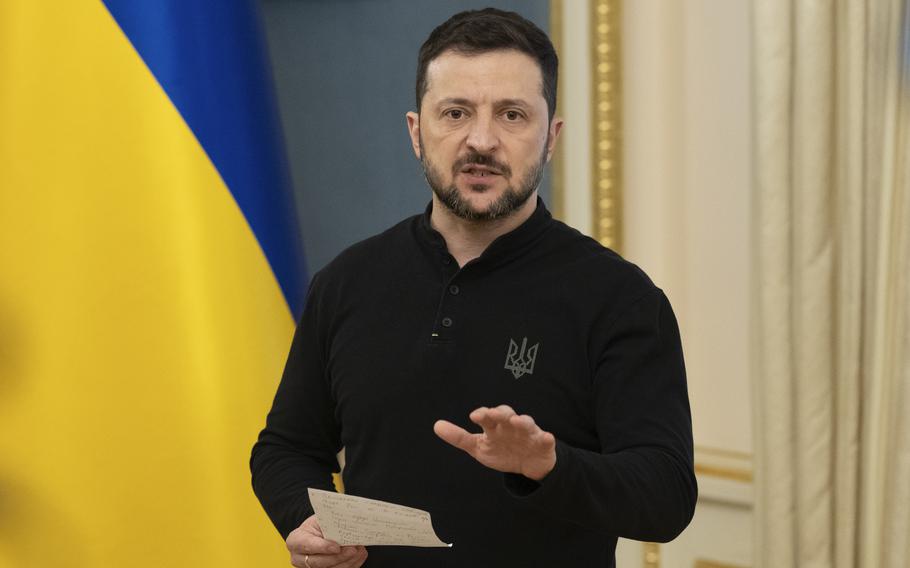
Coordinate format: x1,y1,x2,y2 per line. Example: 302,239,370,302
623,0,753,457
560,0,593,235
561,0,755,566
625,0,754,565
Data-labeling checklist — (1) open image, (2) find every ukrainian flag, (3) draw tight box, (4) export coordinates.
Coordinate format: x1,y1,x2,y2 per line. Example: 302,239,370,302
0,1,304,566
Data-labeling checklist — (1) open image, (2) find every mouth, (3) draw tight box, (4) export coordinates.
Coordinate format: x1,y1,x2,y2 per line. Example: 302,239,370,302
460,164,502,178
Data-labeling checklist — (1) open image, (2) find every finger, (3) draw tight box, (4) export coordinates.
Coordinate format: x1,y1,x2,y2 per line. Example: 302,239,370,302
509,413,539,434
542,431,556,449
357,545,369,564
302,516,323,535
292,553,325,568
328,546,367,568
487,405,518,426
292,547,361,568
288,516,341,556
470,405,517,431
289,552,311,568
524,421,556,451
293,532,341,555
467,406,490,427
469,406,505,430
433,419,477,452
492,404,517,417
334,547,369,568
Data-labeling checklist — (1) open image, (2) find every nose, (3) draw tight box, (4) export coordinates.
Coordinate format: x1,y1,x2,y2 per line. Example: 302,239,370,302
465,113,499,154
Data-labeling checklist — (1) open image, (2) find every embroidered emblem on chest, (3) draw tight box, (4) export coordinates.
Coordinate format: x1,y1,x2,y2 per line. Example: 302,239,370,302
504,337,540,379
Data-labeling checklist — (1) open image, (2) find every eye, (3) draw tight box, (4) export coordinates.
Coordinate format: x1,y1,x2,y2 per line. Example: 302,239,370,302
504,110,523,121
444,109,466,120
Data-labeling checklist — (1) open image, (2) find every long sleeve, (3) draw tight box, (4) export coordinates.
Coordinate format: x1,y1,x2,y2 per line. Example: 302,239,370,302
250,272,341,539
504,289,697,542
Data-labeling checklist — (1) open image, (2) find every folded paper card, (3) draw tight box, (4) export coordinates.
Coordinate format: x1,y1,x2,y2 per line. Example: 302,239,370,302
308,488,452,547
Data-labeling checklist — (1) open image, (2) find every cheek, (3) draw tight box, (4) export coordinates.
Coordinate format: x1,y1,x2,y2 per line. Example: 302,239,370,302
425,138,460,164
510,138,548,166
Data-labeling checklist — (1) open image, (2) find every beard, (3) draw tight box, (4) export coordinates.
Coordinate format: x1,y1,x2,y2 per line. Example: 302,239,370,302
419,135,548,222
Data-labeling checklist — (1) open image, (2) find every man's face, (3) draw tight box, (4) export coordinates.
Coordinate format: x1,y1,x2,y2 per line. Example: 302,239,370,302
406,49,562,221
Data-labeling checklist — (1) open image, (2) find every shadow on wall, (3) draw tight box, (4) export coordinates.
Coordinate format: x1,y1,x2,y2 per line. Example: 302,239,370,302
0,301,83,565
0,476,87,567
0,297,26,412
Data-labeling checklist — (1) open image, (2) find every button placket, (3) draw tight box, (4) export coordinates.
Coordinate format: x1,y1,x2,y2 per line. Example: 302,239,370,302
431,271,464,341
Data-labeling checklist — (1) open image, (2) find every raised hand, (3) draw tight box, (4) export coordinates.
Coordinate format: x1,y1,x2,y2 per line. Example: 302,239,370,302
433,404,557,481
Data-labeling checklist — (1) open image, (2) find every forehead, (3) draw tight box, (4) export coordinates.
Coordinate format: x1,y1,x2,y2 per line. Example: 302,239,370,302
423,49,544,105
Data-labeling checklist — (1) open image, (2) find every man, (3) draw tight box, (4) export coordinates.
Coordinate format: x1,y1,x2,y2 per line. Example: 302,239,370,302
251,8,696,568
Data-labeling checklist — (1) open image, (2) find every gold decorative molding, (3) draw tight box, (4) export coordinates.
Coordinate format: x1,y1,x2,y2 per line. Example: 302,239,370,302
591,0,622,252
694,559,748,568
694,445,754,483
549,0,565,221
694,463,753,483
695,445,753,460
643,542,660,568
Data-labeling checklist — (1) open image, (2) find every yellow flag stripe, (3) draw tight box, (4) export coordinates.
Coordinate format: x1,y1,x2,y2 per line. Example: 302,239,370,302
0,1,291,565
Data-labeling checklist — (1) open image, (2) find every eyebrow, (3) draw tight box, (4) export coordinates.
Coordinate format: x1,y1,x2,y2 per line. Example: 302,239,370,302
435,97,533,109
495,98,533,109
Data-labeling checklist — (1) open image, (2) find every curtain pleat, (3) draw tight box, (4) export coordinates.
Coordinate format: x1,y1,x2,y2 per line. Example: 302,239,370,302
753,0,910,566
753,1,795,565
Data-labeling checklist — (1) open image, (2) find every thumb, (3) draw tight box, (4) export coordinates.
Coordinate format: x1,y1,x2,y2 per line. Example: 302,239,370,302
433,419,475,451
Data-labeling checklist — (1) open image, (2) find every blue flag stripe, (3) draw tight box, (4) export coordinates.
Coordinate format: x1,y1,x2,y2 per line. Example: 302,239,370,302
101,0,307,318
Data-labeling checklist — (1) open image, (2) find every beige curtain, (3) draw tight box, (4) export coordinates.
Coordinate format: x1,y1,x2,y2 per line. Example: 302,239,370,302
753,0,910,566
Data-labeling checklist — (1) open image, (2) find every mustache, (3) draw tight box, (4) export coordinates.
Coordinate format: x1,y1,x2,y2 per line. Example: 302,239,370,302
451,153,512,177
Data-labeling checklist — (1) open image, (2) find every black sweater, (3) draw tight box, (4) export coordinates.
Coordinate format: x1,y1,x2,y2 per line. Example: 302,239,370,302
251,200,697,567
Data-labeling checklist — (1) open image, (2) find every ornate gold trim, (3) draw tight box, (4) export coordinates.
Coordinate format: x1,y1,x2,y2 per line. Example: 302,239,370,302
695,446,753,460
694,445,754,482
591,0,622,252
694,559,748,568
694,463,753,483
549,0,565,221
643,542,661,568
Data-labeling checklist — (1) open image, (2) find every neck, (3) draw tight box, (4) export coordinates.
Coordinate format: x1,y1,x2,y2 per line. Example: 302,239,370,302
429,193,538,267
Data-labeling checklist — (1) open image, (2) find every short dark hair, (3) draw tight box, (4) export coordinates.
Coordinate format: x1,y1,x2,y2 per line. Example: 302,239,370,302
415,8,558,120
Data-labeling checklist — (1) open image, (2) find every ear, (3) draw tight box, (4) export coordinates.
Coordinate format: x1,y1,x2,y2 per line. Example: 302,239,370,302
406,111,421,159
545,117,564,162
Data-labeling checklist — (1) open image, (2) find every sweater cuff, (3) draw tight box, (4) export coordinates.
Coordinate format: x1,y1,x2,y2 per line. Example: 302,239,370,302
502,439,569,500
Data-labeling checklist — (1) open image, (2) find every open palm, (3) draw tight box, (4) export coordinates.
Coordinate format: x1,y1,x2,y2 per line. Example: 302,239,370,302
434,404,557,481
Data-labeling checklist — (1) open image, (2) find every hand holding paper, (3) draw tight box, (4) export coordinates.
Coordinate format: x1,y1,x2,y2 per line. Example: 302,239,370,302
308,488,451,548
285,515,367,568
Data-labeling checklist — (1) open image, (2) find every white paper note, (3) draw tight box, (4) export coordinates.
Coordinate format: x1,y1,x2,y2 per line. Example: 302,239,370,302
307,488,452,548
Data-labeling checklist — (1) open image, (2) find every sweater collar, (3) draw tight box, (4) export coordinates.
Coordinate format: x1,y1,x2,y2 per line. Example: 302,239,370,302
417,196,554,265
